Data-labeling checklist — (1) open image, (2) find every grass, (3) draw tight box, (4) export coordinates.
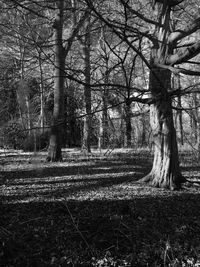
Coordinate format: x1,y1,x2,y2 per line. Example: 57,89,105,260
1,148,200,266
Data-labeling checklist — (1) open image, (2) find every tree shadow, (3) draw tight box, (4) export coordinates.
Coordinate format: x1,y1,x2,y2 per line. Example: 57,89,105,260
1,194,200,266
1,152,152,203
1,150,200,266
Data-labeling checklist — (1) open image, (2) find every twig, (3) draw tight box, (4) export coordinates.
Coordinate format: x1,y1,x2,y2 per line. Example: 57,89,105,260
0,226,12,236
62,201,91,251
20,217,43,225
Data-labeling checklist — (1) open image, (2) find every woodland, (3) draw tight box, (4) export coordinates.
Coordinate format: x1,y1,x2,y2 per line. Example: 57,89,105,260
1,0,200,266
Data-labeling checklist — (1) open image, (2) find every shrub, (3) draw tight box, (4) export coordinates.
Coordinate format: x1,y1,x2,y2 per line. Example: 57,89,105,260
0,121,26,149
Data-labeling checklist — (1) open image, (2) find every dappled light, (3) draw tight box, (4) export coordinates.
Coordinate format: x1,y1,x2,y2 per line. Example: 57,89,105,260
1,149,200,266
1,0,200,265
2,149,200,204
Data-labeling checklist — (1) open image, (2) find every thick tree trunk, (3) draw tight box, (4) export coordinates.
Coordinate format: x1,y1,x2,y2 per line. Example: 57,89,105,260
141,64,185,189
46,0,65,162
142,67,185,189
141,91,185,189
140,1,186,189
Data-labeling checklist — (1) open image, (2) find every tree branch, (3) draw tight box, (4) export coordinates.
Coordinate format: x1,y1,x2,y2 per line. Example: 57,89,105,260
120,0,161,27
168,17,200,44
64,8,90,57
166,40,200,65
155,62,200,76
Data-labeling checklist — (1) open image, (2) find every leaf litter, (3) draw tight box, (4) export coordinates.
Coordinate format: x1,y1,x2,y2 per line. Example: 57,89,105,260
1,148,200,266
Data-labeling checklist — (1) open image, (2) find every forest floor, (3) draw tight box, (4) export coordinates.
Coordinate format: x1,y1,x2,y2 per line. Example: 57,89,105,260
1,148,200,267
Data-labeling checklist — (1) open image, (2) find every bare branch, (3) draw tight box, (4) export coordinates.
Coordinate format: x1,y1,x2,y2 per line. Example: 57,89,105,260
64,8,90,57
155,62,200,76
168,17,200,44
166,41,200,65
120,0,160,27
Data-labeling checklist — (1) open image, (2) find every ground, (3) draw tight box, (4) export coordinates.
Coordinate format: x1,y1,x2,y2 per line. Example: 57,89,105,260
1,148,200,266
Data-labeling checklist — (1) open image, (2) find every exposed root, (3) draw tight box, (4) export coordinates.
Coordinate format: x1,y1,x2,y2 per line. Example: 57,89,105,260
139,172,186,191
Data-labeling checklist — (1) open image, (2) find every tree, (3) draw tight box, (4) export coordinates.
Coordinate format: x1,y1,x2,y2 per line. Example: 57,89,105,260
80,15,92,153
86,0,200,189
46,0,65,162
140,0,200,189
46,0,89,161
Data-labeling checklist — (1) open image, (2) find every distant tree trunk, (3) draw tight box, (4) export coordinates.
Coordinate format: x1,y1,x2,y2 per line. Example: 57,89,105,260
38,52,45,134
120,106,125,147
176,95,184,145
100,68,110,149
67,84,77,147
98,111,103,151
173,74,183,145
125,100,132,147
46,0,65,162
25,94,32,136
98,87,109,150
194,92,200,158
140,1,185,189
102,87,109,148
82,16,92,153
140,113,147,147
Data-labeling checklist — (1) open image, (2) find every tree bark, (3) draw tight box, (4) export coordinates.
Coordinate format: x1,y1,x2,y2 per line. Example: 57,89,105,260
140,1,185,189
82,16,92,153
46,0,65,162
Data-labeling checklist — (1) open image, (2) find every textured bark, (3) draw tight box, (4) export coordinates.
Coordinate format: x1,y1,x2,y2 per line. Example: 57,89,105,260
140,1,185,189
47,0,65,162
141,87,185,189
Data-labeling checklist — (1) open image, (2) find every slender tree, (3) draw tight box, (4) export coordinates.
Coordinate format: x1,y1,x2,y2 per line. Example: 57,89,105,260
81,15,92,153
46,0,89,161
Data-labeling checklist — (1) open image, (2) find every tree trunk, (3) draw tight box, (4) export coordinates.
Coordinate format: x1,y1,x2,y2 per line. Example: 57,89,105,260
194,92,200,158
197,119,200,160
38,52,45,134
82,16,92,153
141,64,185,189
125,100,132,147
46,0,65,162
140,1,185,189
177,95,184,145
25,94,32,136
173,74,183,145
102,85,109,148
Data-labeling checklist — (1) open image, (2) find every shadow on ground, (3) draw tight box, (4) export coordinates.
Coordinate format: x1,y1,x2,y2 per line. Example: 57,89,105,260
1,149,200,266
1,150,153,203
1,195,200,266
